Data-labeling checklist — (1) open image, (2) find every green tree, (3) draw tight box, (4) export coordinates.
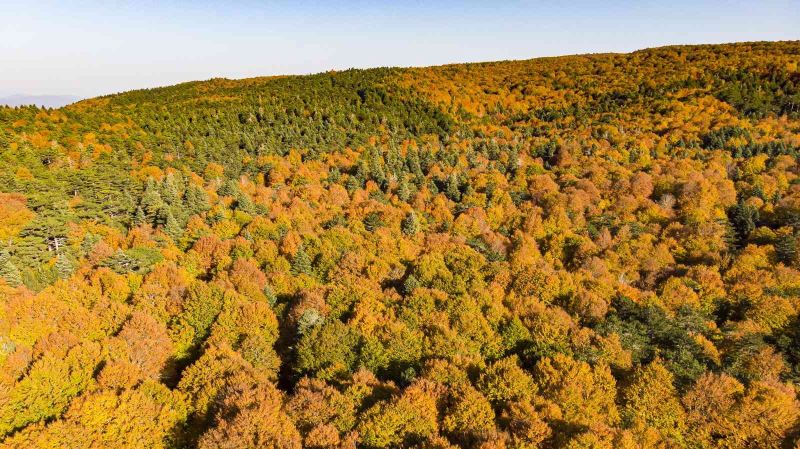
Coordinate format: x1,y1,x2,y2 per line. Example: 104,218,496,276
775,232,797,266
0,248,22,287
445,173,461,202
140,179,165,224
55,253,74,279
291,244,312,276
185,184,211,215
402,211,420,236
163,209,183,240
728,200,759,247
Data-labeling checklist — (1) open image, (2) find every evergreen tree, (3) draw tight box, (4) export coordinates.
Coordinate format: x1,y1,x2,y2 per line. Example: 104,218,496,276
163,209,183,240
728,200,759,247
291,244,312,276
428,179,439,195
133,206,146,226
368,147,386,186
185,184,211,215
326,166,341,184
364,212,384,232
234,192,256,214
387,144,403,179
398,176,412,202
402,211,420,236
507,151,520,175
55,253,74,279
263,285,277,307
446,173,461,202
140,179,164,224
218,179,239,197
403,274,420,295
160,173,181,205
80,233,101,257
345,176,362,193
406,147,423,178
776,233,798,266
0,249,22,287
297,308,324,335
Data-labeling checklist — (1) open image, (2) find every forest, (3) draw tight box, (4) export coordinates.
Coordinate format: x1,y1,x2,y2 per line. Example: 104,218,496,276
1,41,800,448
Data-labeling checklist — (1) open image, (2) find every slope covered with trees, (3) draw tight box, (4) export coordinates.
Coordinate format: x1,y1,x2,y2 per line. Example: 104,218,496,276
1,41,800,448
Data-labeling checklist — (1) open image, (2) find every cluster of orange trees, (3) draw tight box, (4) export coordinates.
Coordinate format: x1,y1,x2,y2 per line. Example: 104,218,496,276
1,41,800,448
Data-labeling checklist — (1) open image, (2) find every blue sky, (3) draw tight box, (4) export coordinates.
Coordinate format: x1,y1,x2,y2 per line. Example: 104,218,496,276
1,0,798,98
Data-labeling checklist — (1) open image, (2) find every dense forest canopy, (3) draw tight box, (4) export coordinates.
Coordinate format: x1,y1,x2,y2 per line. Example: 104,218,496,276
1,41,800,448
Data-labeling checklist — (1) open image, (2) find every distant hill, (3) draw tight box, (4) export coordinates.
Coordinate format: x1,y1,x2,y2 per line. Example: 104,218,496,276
0,94,80,108
1,41,800,448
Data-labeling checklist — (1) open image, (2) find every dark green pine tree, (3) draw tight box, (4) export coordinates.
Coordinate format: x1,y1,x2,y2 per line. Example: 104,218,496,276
368,147,386,186
363,212,384,232
80,233,101,257
217,179,239,197
507,151,520,175
234,192,256,214
345,176,362,193
403,274,420,295
160,173,182,205
0,249,22,287
291,244,312,276
133,206,146,226
428,179,439,195
163,209,183,240
140,178,165,224
402,211,420,236
55,253,74,280
386,144,403,179
728,200,759,247
397,176,412,202
263,284,277,306
776,233,798,266
185,184,211,215
445,173,461,202
406,147,423,178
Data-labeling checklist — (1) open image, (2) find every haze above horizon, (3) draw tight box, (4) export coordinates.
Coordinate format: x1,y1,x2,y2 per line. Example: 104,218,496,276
2,0,798,100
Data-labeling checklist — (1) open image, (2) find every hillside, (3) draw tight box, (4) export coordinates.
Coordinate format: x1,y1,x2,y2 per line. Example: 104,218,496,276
1,41,800,448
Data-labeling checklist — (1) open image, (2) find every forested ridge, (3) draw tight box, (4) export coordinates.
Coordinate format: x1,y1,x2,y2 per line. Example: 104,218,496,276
1,41,800,448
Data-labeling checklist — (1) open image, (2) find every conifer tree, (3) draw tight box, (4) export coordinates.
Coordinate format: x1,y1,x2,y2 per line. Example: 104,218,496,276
291,244,312,276
363,212,384,232
0,249,22,287
163,210,183,240
234,193,256,214
55,253,74,279
403,274,420,295
728,200,759,247
218,179,238,197
406,148,423,178
446,174,461,202
133,206,146,226
775,232,797,266
161,173,181,205
185,184,211,215
397,176,412,202
263,285,277,306
140,179,164,224
402,211,420,236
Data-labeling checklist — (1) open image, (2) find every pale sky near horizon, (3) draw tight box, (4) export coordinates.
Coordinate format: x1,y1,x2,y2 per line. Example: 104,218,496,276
1,0,798,99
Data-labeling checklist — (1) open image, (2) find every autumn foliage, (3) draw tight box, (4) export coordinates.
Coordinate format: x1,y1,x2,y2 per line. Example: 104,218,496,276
1,41,800,448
